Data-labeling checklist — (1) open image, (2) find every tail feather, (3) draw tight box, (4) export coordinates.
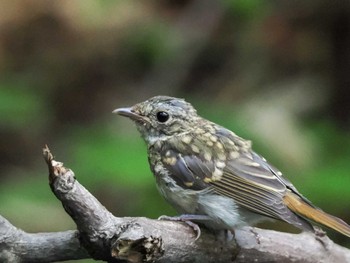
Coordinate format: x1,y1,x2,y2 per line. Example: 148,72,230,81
283,192,350,237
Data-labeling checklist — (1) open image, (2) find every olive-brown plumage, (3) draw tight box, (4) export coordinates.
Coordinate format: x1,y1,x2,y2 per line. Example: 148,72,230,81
114,96,350,237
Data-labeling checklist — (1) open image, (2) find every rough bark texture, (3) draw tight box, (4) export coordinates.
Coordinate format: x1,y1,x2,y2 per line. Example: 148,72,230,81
0,146,349,262
0,216,89,262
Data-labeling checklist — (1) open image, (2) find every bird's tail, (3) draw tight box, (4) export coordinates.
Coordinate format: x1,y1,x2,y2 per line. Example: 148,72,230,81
283,192,350,237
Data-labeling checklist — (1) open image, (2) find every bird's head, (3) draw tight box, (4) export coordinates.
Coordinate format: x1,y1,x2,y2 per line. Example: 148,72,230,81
113,96,200,144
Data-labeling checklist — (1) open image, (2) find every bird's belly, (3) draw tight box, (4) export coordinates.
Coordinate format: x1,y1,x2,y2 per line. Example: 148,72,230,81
197,192,266,230
156,176,265,230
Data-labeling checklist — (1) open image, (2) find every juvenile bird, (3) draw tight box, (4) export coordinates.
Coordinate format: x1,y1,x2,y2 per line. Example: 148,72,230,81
114,95,350,239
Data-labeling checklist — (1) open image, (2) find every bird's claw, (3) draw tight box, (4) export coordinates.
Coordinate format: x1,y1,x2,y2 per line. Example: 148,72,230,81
249,227,261,244
183,220,201,240
158,214,210,240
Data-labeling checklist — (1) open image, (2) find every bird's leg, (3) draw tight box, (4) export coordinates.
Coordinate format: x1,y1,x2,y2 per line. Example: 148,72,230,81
215,229,235,242
228,229,235,239
158,214,211,240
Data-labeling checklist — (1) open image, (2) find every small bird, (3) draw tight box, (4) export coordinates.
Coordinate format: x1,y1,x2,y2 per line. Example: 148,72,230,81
114,95,350,239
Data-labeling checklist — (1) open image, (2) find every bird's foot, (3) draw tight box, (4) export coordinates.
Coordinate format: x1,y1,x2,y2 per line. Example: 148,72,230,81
249,227,261,244
158,214,211,240
314,226,326,238
313,227,330,249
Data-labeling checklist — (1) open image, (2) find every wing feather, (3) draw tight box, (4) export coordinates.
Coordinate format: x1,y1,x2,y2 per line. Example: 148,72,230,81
160,132,313,231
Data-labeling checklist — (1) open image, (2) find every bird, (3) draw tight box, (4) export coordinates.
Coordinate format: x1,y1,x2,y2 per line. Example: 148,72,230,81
113,95,350,239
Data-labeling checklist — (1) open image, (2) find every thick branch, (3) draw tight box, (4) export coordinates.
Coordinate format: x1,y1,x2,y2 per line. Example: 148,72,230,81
0,216,89,262
0,146,349,262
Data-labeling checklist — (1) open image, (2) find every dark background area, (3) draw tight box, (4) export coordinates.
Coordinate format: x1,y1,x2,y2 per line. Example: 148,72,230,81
0,1,349,261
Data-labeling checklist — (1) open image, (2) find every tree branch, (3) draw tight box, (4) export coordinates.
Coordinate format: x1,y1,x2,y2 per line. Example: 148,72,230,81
0,216,89,262
0,146,349,262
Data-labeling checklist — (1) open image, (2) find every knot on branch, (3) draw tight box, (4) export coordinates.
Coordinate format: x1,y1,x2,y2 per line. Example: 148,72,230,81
111,223,164,263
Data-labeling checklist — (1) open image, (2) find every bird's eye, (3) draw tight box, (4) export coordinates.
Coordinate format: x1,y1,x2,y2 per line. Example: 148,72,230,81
156,111,169,123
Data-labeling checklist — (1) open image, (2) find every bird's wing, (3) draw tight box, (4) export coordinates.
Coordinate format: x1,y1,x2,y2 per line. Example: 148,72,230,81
160,136,313,231
211,151,301,220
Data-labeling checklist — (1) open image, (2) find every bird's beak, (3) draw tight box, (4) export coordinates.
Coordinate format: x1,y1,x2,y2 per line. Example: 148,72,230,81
112,107,146,122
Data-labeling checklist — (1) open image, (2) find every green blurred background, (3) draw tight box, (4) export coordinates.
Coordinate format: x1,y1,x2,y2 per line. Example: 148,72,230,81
0,0,350,261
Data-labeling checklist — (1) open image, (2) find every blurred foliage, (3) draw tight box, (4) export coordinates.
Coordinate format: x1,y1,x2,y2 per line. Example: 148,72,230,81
0,1,350,261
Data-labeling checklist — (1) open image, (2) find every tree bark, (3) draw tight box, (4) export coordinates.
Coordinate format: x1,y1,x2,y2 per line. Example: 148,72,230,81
0,146,349,262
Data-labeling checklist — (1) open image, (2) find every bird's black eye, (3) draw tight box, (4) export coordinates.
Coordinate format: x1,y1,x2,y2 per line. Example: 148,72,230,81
156,111,169,123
